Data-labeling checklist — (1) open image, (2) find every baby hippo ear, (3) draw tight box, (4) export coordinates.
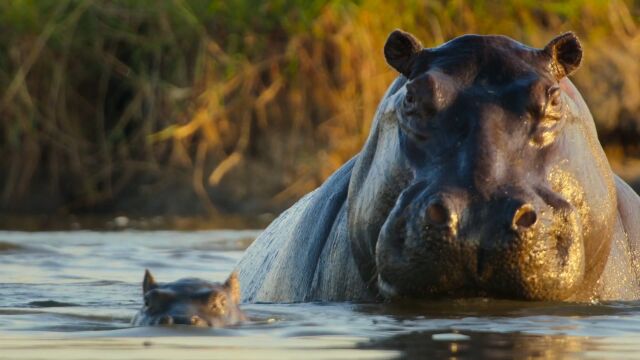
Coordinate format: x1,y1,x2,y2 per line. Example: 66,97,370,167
544,32,582,80
384,29,423,78
224,272,241,304
143,269,157,294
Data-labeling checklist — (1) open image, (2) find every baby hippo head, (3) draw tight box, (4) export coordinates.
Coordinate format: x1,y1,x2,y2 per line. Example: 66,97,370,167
132,270,245,327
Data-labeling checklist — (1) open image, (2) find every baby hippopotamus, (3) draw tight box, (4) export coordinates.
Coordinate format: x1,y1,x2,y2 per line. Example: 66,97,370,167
132,270,245,327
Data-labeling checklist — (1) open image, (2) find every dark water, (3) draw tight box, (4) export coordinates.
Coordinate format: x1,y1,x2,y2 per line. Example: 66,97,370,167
1,231,640,359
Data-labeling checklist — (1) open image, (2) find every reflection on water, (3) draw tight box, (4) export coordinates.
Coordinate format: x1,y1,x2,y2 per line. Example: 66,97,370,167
1,231,640,359
362,330,639,359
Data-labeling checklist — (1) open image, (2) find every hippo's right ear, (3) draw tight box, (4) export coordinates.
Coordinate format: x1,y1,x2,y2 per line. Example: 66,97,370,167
384,29,423,78
143,269,157,294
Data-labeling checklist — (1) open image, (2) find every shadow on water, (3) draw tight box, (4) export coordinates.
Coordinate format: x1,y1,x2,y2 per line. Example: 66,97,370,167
27,300,79,308
0,241,26,252
356,298,634,318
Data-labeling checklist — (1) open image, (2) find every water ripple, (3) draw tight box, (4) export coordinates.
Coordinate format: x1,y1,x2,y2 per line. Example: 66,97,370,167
2,230,640,359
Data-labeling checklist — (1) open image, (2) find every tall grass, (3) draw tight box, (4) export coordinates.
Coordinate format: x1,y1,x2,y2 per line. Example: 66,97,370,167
1,0,639,218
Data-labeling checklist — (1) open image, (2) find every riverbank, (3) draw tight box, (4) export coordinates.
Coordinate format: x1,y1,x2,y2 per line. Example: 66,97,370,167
2,1,639,222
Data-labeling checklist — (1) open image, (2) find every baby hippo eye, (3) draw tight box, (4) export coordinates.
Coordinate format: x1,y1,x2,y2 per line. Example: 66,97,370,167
143,289,175,311
143,292,155,308
208,292,227,314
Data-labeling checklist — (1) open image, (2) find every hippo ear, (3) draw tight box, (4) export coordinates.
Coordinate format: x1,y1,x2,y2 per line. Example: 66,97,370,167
543,32,582,80
143,269,157,294
224,272,241,304
384,29,423,78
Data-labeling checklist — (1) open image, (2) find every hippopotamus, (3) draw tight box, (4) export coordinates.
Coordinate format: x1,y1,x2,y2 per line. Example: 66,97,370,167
132,270,245,326
237,30,640,303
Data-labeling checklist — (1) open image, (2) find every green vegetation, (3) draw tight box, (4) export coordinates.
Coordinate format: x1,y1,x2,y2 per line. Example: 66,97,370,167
1,0,639,224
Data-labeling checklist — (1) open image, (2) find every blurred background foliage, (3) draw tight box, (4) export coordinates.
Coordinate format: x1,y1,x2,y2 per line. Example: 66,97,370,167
1,0,639,228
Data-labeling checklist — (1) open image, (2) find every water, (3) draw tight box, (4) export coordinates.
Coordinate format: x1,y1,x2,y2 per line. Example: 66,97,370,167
1,231,640,359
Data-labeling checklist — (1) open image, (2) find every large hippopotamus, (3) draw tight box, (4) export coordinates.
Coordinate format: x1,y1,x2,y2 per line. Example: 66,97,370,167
237,30,640,302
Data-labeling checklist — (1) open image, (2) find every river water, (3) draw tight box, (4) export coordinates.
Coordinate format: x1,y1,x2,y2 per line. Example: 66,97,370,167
1,230,640,359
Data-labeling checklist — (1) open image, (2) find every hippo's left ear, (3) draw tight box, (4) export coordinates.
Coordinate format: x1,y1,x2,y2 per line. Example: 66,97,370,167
384,29,423,78
224,272,241,304
543,32,582,80
143,269,158,294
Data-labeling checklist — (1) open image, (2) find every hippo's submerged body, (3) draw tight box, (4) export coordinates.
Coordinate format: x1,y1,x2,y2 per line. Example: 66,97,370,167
132,271,245,327
237,30,640,303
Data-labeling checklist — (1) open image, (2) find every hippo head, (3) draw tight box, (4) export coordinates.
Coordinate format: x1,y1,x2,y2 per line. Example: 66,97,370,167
132,270,244,327
348,30,617,301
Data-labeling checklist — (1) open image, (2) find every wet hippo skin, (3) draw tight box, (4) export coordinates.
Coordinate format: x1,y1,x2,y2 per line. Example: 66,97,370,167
237,30,640,303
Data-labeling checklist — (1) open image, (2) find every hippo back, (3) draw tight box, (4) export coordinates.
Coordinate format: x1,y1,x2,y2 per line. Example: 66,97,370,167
236,77,408,303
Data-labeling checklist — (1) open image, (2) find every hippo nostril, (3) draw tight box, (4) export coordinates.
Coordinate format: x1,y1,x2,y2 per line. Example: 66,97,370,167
426,201,450,226
512,204,537,230
158,315,173,325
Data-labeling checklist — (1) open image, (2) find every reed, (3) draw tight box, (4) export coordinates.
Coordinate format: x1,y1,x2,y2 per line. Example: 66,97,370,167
0,0,638,218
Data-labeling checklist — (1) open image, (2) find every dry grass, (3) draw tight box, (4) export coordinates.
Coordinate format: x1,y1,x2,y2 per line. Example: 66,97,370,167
0,0,639,219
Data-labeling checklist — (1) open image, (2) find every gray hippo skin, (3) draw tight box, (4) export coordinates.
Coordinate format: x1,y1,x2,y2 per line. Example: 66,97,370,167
237,30,640,303
132,270,245,326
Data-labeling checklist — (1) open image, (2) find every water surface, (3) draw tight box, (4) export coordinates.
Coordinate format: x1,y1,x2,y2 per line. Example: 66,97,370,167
1,230,640,359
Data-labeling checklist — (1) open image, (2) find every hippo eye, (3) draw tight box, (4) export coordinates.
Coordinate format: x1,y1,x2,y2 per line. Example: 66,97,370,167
530,85,564,147
545,86,562,113
143,294,150,307
209,292,227,313
405,92,415,104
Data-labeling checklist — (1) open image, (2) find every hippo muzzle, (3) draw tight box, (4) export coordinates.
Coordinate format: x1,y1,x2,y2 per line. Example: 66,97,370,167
376,180,585,300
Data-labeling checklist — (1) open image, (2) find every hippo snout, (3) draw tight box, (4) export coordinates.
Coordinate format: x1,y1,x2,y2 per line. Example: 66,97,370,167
376,184,584,300
157,315,208,327
418,191,539,235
